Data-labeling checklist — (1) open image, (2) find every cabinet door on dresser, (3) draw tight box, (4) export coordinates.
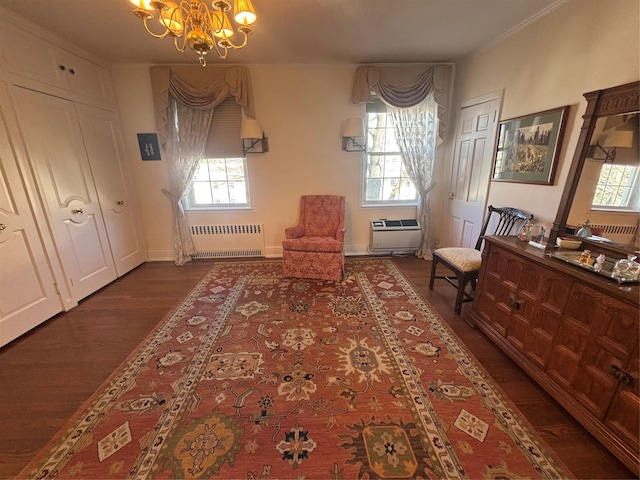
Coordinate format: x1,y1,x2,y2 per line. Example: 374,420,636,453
474,245,521,336
0,83,62,347
75,105,146,276
604,341,639,458
504,260,571,370
10,87,117,302
547,283,639,420
475,245,571,369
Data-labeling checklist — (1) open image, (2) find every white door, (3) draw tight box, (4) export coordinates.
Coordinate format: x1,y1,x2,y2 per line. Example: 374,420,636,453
0,82,62,347
446,94,502,247
76,105,147,276
11,87,117,301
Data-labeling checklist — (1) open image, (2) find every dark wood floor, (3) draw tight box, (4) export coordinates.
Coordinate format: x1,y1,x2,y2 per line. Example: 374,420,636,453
0,256,634,479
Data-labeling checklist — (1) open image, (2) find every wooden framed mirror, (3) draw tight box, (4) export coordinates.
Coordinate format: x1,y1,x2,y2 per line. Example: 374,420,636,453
549,81,640,258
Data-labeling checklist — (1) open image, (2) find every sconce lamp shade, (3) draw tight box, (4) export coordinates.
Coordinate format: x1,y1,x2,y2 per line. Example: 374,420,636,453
342,117,364,138
589,128,635,162
241,119,263,139
603,130,634,149
342,117,365,152
240,119,268,154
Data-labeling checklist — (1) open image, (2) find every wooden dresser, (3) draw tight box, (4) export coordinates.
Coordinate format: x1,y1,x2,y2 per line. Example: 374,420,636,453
467,236,639,473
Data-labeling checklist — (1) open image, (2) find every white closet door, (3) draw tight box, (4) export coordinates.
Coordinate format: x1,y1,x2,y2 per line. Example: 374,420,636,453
11,87,116,301
0,82,62,347
75,104,147,276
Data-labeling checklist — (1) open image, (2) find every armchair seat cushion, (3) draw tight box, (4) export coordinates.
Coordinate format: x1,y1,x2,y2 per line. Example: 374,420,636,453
434,247,482,272
282,236,344,253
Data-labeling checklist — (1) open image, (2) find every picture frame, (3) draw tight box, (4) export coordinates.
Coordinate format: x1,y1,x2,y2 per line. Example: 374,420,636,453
492,105,569,185
137,133,161,161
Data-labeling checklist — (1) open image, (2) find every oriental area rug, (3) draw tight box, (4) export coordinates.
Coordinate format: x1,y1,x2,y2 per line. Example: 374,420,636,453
20,259,570,480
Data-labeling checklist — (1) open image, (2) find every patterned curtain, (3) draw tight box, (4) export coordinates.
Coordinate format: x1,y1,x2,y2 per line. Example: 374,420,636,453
150,66,255,265
388,95,439,259
161,95,214,265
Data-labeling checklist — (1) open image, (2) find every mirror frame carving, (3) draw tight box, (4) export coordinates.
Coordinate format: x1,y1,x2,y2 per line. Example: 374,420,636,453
548,81,640,257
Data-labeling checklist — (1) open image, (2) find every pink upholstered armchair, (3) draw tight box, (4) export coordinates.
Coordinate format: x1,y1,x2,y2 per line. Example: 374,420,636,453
282,195,346,281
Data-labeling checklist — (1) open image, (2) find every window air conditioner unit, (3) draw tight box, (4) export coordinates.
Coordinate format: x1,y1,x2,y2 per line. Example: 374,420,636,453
368,219,422,255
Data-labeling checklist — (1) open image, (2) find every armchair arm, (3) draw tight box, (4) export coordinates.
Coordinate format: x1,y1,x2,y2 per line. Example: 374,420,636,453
285,224,305,239
336,227,346,243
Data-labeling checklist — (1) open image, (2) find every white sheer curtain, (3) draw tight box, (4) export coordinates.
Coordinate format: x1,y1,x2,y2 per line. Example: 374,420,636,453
388,95,439,259
351,65,452,260
161,95,214,265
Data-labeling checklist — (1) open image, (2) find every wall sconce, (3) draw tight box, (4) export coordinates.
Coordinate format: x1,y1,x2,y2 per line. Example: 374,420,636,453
341,117,365,152
241,119,269,154
588,130,634,162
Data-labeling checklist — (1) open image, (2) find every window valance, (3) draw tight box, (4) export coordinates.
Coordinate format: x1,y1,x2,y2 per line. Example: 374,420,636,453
351,65,453,141
150,65,255,147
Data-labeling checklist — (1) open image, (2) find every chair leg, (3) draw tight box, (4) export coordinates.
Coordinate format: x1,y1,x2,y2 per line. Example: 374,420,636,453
454,275,468,315
429,256,438,290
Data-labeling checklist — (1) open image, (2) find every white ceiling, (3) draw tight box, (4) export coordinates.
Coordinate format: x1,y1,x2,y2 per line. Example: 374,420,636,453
0,0,564,66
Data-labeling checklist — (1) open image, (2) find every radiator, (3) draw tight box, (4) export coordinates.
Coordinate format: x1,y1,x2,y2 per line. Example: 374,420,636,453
189,224,265,258
590,223,638,245
368,219,422,255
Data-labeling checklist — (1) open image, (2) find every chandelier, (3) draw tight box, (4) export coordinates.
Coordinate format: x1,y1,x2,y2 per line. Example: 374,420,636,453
130,0,257,66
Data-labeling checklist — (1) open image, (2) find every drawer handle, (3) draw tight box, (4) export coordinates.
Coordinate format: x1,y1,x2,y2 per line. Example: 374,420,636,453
72,208,84,215
610,365,635,386
508,297,521,310
116,200,125,206
0,223,6,231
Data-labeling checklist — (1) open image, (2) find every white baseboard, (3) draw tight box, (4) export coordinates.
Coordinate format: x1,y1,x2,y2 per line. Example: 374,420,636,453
147,244,373,262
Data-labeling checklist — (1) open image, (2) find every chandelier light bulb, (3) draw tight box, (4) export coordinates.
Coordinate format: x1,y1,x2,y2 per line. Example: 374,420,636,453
159,2,184,35
129,0,154,10
212,10,234,38
234,0,257,25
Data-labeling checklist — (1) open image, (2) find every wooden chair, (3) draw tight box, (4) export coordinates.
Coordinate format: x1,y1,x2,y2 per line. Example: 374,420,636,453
429,205,533,314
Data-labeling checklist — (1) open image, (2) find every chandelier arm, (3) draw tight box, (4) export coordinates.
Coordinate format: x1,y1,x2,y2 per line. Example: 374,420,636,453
141,12,172,39
217,30,250,50
173,35,188,53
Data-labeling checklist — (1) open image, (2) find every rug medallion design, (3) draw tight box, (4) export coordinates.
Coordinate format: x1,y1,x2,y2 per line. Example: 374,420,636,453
21,259,570,479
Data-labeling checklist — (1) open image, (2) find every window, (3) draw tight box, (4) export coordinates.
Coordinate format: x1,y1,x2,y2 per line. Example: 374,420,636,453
592,164,640,210
185,97,250,209
188,157,249,208
364,100,418,204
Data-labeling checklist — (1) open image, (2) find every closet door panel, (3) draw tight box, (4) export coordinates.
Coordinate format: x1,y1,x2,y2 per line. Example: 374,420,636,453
0,83,62,347
75,105,146,276
11,87,116,301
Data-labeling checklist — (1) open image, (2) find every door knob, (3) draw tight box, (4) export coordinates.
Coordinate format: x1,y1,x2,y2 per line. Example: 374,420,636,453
72,208,85,215
448,192,454,199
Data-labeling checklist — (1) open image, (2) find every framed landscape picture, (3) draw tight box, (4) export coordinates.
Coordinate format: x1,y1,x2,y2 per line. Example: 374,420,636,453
492,106,569,185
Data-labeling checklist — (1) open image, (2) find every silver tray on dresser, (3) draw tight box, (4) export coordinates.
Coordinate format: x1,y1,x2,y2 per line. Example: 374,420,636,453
549,251,640,283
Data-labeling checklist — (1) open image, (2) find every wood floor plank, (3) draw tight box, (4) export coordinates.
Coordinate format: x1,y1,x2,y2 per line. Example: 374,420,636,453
0,257,634,479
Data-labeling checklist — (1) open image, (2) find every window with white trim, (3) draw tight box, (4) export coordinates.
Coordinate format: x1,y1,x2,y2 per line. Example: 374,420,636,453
592,164,640,211
189,157,249,207
185,97,250,209
363,100,418,204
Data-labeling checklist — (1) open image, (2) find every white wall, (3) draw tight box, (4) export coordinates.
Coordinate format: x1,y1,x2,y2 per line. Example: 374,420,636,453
112,65,416,260
112,0,638,260
446,0,639,236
